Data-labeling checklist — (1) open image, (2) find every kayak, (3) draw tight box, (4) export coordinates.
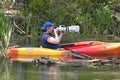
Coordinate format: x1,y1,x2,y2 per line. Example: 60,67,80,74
8,47,69,62
8,41,120,62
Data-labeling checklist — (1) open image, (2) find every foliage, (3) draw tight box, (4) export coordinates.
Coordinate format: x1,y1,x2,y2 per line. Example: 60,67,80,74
21,0,119,36
108,0,120,3
2,0,120,36
22,0,82,35
0,9,12,57
82,4,114,35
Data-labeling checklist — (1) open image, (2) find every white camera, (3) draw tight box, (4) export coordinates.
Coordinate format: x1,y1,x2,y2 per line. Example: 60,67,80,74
57,25,80,32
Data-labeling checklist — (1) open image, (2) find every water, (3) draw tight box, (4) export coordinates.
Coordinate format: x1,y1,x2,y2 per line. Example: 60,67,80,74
1,59,120,80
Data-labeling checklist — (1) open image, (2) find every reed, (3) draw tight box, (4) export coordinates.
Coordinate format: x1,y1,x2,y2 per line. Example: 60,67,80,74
82,4,114,35
0,9,12,58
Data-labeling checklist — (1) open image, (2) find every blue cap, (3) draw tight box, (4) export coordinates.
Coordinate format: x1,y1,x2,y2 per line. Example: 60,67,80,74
41,22,53,30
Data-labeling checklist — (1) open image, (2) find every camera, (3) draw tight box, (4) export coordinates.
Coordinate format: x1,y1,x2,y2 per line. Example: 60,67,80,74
57,25,80,32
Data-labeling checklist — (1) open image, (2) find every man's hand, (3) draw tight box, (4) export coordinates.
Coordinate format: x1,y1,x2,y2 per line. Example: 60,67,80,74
61,31,66,35
54,28,59,34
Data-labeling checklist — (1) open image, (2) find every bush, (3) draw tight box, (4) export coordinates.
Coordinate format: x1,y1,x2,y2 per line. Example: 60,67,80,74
21,0,117,35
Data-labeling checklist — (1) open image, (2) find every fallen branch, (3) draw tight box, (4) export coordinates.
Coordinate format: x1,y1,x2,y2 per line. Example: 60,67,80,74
13,20,26,34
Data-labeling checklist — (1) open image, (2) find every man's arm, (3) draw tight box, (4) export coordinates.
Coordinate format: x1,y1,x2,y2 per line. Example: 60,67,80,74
47,28,60,44
59,32,66,42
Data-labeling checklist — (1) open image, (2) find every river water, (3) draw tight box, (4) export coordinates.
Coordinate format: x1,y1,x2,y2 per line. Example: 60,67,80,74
1,60,120,80
1,35,120,80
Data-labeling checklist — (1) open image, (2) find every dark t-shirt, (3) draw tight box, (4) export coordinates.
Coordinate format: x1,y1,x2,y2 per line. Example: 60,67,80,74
42,33,61,49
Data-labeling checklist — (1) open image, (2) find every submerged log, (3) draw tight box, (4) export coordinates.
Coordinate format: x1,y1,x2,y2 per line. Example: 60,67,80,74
32,56,120,69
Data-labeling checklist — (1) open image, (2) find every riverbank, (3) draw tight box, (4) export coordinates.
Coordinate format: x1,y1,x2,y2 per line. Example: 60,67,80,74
9,34,120,46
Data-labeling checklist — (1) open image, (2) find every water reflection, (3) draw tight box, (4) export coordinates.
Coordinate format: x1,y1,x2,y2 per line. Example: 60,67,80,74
0,60,80,80
40,65,60,80
0,60,6,73
0,60,11,80
1,60,120,80
13,62,25,80
40,65,80,80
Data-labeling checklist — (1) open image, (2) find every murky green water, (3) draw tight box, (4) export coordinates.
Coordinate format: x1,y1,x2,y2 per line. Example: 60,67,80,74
1,60,120,80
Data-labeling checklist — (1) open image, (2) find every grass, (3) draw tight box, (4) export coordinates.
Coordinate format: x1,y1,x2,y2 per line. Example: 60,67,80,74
0,9,12,58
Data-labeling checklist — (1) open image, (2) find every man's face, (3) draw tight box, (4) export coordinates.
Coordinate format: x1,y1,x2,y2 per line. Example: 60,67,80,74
47,26,54,33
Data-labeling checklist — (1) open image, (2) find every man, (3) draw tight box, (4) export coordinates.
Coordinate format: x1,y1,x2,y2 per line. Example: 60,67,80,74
41,22,65,49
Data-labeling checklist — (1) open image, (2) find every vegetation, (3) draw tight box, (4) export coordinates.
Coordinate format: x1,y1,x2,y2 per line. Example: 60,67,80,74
0,9,12,57
0,0,119,49
1,0,119,36
18,0,119,36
